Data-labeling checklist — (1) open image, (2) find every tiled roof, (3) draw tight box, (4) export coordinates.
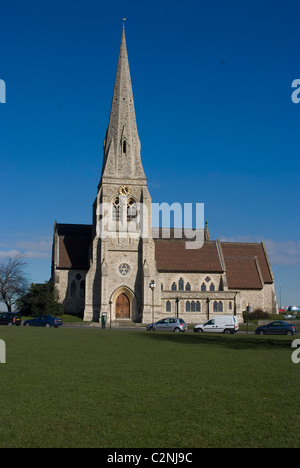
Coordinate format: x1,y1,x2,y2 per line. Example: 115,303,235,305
221,242,273,284
56,224,92,270
223,257,263,289
53,224,274,289
154,239,224,273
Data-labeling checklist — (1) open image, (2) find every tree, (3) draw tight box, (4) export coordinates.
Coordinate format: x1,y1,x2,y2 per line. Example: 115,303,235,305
17,282,64,317
0,255,29,312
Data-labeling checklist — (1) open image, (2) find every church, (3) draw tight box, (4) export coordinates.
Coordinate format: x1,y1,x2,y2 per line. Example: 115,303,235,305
51,28,278,324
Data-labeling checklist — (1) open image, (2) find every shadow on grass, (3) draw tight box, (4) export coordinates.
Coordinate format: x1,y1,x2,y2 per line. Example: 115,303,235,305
141,331,293,350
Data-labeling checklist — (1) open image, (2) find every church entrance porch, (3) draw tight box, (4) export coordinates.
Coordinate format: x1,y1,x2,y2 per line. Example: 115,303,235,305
116,293,130,319
110,286,138,322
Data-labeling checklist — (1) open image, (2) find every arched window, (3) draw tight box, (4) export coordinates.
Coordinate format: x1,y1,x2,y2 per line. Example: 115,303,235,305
71,280,76,297
166,301,171,312
213,301,223,312
178,278,184,291
210,283,215,292
127,198,137,220
186,301,191,312
201,283,206,292
191,301,196,312
112,198,120,221
161,283,164,291
229,301,232,310
122,140,127,154
196,301,201,312
80,281,85,298
185,282,191,291
171,282,177,291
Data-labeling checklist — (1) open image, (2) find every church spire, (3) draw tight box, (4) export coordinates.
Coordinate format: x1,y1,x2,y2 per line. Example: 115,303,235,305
101,28,146,180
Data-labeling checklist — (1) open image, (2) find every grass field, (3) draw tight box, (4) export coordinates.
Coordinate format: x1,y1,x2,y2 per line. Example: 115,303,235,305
0,327,299,448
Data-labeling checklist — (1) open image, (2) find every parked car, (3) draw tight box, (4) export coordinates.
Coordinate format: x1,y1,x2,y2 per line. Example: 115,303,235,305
255,321,297,336
146,317,187,332
0,312,22,326
194,315,239,334
23,315,63,328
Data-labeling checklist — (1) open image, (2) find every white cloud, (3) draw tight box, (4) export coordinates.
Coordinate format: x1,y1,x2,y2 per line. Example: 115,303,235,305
264,239,300,266
0,236,52,259
0,249,22,258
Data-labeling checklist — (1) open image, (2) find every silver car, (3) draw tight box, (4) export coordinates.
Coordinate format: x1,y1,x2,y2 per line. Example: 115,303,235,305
146,317,187,332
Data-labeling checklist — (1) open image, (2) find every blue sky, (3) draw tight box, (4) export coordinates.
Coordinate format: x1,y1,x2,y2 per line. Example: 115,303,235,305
0,0,299,308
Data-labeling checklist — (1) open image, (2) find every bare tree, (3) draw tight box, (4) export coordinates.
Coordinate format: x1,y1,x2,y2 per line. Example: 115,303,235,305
0,255,29,312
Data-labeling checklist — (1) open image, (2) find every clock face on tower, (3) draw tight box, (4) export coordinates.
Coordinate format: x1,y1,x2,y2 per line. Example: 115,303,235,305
118,185,131,196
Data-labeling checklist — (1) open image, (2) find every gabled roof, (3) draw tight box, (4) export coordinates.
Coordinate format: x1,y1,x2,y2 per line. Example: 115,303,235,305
52,223,274,290
55,223,92,270
220,242,273,285
154,237,274,289
154,239,224,273
223,256,263,289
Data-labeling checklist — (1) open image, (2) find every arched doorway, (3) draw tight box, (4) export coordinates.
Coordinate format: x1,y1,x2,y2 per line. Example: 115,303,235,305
116,293,130,319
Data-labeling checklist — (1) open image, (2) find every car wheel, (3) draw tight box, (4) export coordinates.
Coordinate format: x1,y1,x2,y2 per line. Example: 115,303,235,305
46,324,50,328
259,330,266,335
174,328,180,332
286,330,293,336
26,323,30,327
224,329,231,335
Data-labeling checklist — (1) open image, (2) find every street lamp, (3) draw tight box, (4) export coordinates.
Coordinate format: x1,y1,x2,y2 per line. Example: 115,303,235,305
176,297,179,318
279,287,282,309
149,280,156,330
109,300,113,330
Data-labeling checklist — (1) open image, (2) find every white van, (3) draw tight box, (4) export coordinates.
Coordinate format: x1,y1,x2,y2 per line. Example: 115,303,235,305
194,316,239,334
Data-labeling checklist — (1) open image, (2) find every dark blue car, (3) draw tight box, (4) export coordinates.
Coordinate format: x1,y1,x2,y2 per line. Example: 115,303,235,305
23,315,63,328
255,321,297,336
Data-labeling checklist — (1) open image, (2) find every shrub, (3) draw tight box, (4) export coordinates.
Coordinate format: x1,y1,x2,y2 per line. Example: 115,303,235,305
243,309,270,322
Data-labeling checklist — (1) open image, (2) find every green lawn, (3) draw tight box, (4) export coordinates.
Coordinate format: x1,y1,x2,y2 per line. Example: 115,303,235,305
0,327,299,448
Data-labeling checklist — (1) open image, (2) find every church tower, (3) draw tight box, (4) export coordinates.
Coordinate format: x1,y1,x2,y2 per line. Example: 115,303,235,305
83,28,158,323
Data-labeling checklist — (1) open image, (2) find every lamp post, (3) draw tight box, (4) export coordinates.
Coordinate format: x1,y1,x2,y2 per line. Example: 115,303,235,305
279,287,282,309
206,298,210,321
176,297,179,318
149,280,156,330
109,300,112,330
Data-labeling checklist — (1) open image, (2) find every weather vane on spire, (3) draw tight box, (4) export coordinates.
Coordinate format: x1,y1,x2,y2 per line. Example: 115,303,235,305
123,18,127,29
